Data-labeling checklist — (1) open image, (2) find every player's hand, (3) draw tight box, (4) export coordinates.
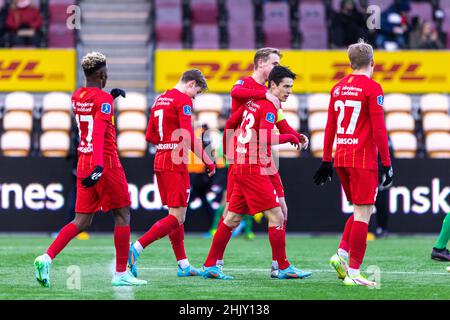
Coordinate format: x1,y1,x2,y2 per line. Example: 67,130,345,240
110,88,126,100
82,166,103,188
299,134,309,150
313,162,333,186
206,163,216,177
286,134,300,149
380,165,393,191
265,92,281,110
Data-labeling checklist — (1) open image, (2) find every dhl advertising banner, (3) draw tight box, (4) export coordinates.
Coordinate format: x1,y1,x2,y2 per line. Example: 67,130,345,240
155,50,450,94
0,49,76,92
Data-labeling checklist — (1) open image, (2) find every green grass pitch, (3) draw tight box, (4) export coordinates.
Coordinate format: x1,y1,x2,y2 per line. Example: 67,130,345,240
0,234,449,300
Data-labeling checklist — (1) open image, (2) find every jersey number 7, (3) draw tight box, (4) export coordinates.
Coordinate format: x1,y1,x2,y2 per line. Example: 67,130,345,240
334,99,361,135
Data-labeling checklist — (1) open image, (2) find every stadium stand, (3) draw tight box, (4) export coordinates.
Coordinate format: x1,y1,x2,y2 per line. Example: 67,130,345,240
263,1,291,48
225,0,255,49
299,0,328,49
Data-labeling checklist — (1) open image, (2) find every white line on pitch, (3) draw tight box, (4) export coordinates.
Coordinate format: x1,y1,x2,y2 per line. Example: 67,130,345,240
139,267,449,276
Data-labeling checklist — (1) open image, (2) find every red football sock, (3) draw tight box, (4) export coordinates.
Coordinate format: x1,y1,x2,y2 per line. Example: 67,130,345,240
114,225,130,273
204,220,233,267
349,221,368,269
46,222,80,259
268,226,290,270
169,224,187,261
339,215,354,252
138,214,179,249
216,215,225,260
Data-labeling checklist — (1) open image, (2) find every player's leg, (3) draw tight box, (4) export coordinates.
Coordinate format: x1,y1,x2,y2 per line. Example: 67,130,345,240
34,213,93,287
202,210,242,280
342,168,378,287
271,196,287,277
329,167,352,280
264,206,311,279
111,206,146,286
431,212,450,261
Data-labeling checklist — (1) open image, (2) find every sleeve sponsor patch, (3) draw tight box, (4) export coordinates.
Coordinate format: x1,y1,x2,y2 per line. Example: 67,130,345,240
183,105,192,115
266,112,275,124
377,95,384,106
235,79,244,86
101,103,111,114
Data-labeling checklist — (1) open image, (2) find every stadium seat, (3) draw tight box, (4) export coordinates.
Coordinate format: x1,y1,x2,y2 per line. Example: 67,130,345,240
226,0,255,49
310,131,336,158
389,132,417,158
154,0,181,6
117,132,147,157
263,2,291,48
410,2,433,23
283,111,300,131
197,111,219,129
155,6,183,48
193,93,223,113
420,94,449,115
3,111,33,132
190,0,219,24
42,92,72,113
383,94,412,114
307,93,330,114
422,113,450,136
41,112,72,132
425,133,450,158
117,111,147,132
40,131,70,157
49,3,71,24
116,92,147,113
47,23,75,48
192,24,219,49
1,131,31,156
308,112,328,133
386,112,415,133
4,92,34,113
282,94,299,113
298,0,327,49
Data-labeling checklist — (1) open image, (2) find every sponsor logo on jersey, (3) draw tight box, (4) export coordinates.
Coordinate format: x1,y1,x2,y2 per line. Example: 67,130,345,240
333,86,340,97
183,105,192,115
266,112,275,123
337,137,359,145
235,79,244,85
377,95,384,106
101,103,111,114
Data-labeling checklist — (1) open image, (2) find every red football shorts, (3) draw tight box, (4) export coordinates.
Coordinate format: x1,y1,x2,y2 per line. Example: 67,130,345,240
269,172,285,198
76,167,131,213
335,167,379,205
228,173,279,215
155,170,190,207
225,164,234,202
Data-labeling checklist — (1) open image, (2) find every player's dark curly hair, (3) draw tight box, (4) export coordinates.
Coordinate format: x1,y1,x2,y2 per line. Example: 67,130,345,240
268,65,296,87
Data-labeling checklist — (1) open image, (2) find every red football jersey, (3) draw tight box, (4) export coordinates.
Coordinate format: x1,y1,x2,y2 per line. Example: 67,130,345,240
230,76,267,114
232,99,277,174
146,88,193,172
72,87,121,176
323,74,391,171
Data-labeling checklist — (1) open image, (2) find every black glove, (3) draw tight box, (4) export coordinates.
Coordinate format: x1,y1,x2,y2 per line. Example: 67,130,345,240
82,166,103,188
313,162,333,186
110,88,126,100
380,166,393,190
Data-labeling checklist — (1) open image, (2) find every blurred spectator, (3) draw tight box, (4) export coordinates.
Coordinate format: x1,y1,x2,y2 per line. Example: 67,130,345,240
331,0,367,48
6,0,42,47
375,0,411,50
409,20,443,50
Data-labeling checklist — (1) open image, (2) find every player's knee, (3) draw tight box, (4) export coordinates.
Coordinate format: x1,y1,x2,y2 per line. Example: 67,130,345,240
224,215,240,229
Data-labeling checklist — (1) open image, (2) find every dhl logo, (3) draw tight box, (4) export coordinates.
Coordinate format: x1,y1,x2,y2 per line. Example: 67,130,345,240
0,60,65,81
188,62,253,81
330,62,441,82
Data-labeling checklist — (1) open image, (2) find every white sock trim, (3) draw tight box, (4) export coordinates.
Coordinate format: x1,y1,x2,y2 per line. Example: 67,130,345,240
178,259,190,269
43,253,52,263
348,267,360,277
337,248,349,260
115,271,127,277
216,259,224,266
134,241,144,254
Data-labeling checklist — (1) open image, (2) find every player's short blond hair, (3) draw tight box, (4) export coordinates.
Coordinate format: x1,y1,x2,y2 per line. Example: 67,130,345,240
348,39,373,70
81,52,106,75
253,48,282,69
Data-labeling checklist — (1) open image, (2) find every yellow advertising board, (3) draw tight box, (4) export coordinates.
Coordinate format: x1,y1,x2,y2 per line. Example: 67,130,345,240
0,49,76,92
155,50,450,94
